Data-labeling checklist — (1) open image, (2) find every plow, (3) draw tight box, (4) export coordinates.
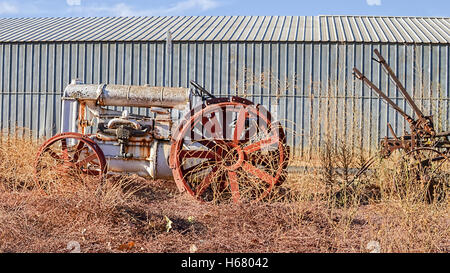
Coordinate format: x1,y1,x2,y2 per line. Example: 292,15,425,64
353,49,450,201
34,80,289,203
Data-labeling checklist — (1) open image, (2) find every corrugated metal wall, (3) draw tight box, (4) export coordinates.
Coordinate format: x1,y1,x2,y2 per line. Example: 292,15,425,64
0,41,449,155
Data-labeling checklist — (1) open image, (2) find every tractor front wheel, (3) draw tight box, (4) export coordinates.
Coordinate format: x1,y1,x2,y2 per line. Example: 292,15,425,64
34,132,107,193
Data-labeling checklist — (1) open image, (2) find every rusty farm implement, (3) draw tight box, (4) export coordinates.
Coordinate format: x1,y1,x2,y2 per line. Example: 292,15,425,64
34,80,289,203
353,49,450,201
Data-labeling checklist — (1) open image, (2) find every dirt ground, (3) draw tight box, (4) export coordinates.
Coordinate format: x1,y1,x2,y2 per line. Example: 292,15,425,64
0,176,448,253
0,137,448,253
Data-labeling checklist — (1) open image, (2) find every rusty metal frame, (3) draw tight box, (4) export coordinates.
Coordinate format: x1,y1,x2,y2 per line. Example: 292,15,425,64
352,49,450,185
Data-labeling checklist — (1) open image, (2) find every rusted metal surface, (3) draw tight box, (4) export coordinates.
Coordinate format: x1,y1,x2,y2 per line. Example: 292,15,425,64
78,102,87,135
35,80,290,203
55,80,180,180
353,50,450,158
353,50,450,200
34,132,107,191
169,96,289,203
63,81,190,110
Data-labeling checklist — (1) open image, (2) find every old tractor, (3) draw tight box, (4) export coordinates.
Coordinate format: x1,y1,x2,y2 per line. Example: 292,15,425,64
34,80,289,203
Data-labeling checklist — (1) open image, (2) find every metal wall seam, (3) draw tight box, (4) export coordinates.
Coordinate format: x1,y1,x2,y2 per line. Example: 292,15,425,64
140,16,175,41
47,17,106,42
447,46,449,130
350,17,363,42
232,17,252,41
0,17,53,42
106,17,154,41
405,18,430,43
391,17,412,43
259,16,273,42
151,16,185,40
206,16,232,41
365,17,381,42
134,18,171,42
173,17,205,41
197,16,227,41
99,17,148,41
418,18,442,43
246,16,262,42
185,16,219,41
19,17,77,42
214,16,239,41
424,18,447,43
359,17,372,42
344,17,355,42
134,16,170,41
371,17,388,42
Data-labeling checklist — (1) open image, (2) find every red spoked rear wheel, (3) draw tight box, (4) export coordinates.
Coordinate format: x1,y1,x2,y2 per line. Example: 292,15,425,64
34,132,107,193
170,97,289,203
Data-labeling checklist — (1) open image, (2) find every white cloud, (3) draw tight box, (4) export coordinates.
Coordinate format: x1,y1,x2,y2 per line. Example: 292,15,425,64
0,1,18,14
366,0,382,6
66,0,81,6
110,3,135,17
69,0,221,17
165,0,221,13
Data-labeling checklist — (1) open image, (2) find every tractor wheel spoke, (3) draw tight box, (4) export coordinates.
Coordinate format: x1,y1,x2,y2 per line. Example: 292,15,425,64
84,170,100,175
72,141,85,162
191,131,218,147
243,134,279,154
171,100,288,203
178,150,217,159
242,162,277,185
198,139,220,150
183,160,215,176
45,147,62,160
228,171,240,203
75,153,98,168
195,167,218,197
35,133,107,192
202,112,223,139
61,139,69,161
234,107,247,143
188,131,224,159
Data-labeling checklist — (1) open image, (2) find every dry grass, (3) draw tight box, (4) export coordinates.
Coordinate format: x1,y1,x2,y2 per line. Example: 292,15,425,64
0,134,448,253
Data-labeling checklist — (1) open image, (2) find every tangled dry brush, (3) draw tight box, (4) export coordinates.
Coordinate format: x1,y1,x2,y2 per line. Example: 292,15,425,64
0,135,448,253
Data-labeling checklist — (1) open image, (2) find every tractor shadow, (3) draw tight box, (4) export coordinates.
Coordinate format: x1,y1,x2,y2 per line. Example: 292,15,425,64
107,174,182,203
114,204,207,239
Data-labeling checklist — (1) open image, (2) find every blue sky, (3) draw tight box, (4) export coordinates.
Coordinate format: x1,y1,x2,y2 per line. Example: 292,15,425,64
0,0,448,18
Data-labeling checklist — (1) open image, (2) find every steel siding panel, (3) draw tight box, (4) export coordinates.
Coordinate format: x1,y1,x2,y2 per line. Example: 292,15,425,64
0,40,448,156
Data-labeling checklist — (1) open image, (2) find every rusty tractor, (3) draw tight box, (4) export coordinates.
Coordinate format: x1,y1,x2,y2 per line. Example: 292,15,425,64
353,49,450,201
34,80,289,203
